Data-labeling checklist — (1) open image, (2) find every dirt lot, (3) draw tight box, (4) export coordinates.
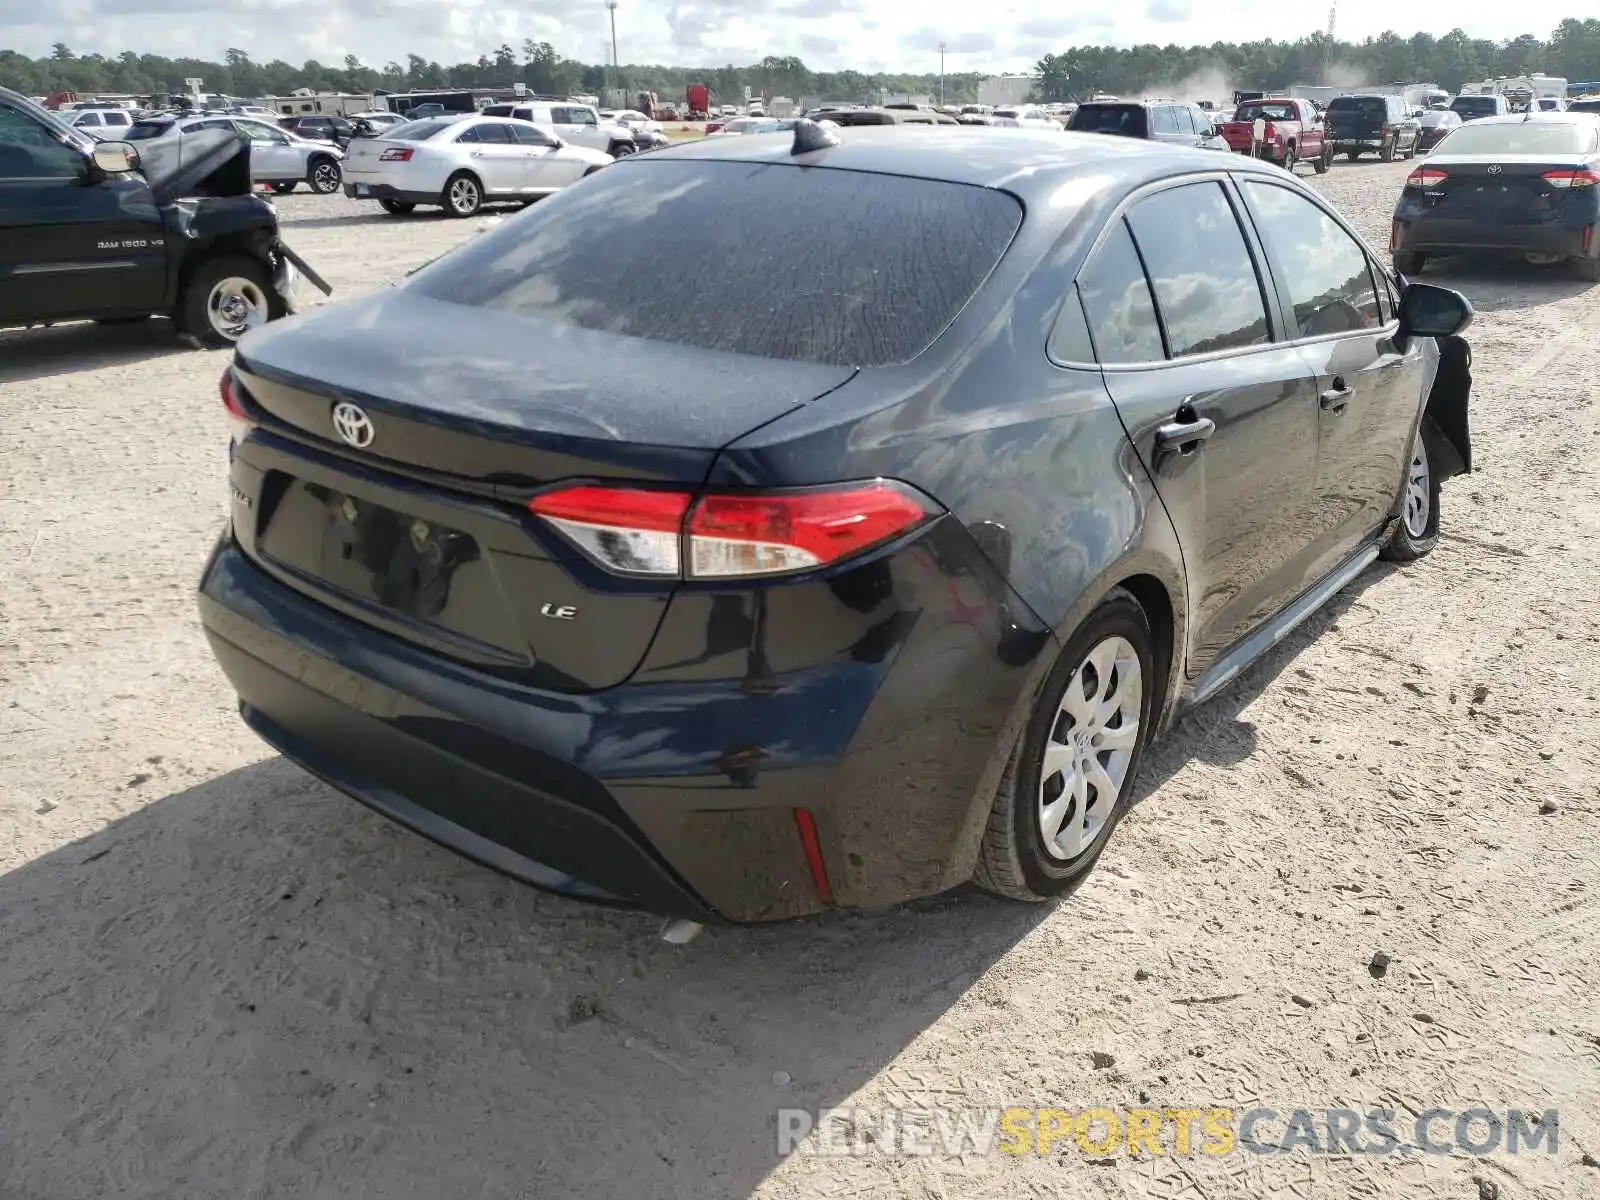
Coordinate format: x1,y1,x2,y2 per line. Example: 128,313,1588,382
2,162,1597,1200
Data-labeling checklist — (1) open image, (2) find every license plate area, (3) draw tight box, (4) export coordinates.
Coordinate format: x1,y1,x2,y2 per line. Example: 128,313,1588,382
259,477,481,621
355,182,370,196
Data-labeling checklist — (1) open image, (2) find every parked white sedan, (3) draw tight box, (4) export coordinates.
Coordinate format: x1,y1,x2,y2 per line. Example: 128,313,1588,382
990,104,1062,130
340,115,614,217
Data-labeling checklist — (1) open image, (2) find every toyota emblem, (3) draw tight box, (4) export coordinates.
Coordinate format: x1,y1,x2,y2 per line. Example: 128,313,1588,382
1486,164,1503,175
331,401,375,448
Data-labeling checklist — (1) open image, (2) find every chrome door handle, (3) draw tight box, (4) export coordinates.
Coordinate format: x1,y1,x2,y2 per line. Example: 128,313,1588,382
1320,377,1352,414
1154,415,1216,454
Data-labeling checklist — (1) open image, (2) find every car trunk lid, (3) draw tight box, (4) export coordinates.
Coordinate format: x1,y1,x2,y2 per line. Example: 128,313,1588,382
227,290,856,691
1413,154,1591,222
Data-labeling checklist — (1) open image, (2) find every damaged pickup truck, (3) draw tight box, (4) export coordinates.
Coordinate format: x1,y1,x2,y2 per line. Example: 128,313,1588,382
0,84,329,347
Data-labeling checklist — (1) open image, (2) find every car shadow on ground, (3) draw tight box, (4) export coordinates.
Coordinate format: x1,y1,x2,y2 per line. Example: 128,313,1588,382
0,319,198,386
1131,564,1395,796
0,753,1049,1197
1413,257,1595,312
282,205,529,232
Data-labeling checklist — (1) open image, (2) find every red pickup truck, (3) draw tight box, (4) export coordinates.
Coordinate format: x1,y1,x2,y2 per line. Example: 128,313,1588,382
1216,98,1330,174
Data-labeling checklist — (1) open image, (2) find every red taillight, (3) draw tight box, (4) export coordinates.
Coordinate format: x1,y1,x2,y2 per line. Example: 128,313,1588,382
1390,219,1401,251
528,480,936,579
793,809,833,904
706,122,723,133
1542,168,1599,188
1406,167,1448,188
219,370,248,421
378,147,413,162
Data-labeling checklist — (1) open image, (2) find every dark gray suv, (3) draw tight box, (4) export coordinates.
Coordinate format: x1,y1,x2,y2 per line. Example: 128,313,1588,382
199,127,1473,922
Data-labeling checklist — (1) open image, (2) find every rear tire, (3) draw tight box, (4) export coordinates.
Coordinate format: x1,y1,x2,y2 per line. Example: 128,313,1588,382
378,198,415,215
441,171,482,218
609,140,637,157
1576,254,1600,282
269,181,297,195
1381,423,1441,562
973,589,1155,902
1347,150,1362,161
1313,146,1332,173
1380,135,1397,162
1392,251,1427,276
1281,145,1297,173
177,254,284,349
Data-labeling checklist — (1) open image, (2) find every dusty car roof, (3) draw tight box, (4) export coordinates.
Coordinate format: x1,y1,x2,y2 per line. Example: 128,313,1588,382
633,126,1287,205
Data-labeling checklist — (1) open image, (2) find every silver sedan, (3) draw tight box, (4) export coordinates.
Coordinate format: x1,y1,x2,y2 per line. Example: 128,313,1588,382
340,115,613,217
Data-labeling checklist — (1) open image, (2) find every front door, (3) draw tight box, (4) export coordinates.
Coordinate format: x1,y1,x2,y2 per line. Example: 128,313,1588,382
1084,179,1323,675
0,100,167,323
234,119,302,182
509,124,584,190
1238,178,1431,574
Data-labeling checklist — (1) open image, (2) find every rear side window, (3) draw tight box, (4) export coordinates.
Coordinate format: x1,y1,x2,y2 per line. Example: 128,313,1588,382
1151,106,1178,134
1126,183,1270,357
1073,221,1164,363
411,160,1023,367
1242,181,1381,336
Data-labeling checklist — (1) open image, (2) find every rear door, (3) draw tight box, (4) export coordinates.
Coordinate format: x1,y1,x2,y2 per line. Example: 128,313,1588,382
1086,177,1323,674
1239,178,1427,571
0,99,166,322
453,123,528,195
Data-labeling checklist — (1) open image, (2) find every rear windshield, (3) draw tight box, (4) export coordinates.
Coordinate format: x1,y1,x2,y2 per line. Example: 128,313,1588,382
1450,97,1499,115
410,160,1023,367
1327,97,1387,116
1236,102,1297,121
125,121,171,140
1068,104,1146,135
1434,121,1599,155
386,119,455,141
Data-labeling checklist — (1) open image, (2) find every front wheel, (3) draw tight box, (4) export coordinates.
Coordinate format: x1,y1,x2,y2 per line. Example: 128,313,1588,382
1313,146,1332,173
609,140,637,157
178,254,283,349
1381,424,1440,562
307,157,342,194
441,172,482,217
1392,251,1427,276
1347,149,1362,161
270,181,297,195
973,589,1155,901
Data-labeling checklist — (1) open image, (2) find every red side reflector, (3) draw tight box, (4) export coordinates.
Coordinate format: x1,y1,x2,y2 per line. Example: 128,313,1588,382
378,147,413,162
219,370,248,421
1405,167,1448,188
793,809,833,904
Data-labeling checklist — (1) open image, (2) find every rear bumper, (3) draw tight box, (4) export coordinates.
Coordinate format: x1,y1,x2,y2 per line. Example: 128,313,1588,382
1395,216,1593,257
198,521,1046,922
1328,136,1385,150
343,181,440,205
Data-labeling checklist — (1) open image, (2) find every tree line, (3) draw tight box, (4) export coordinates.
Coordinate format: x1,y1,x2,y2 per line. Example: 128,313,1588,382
2,21,1598,108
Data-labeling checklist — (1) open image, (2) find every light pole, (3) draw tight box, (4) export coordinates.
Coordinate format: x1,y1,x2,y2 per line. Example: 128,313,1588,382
606,0,620,97
938,42,946,106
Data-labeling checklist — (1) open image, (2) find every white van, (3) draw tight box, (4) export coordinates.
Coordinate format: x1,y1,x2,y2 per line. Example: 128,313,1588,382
478,101,637,156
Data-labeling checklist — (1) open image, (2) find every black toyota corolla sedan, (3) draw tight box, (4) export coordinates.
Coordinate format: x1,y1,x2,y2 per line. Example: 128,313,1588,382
199,125,1474,924
1392,112,1600,279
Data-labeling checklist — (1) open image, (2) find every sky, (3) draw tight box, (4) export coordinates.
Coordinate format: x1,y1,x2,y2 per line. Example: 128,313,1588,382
2,0,1564,75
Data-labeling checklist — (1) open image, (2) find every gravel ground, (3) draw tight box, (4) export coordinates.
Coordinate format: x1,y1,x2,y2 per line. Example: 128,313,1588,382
2,162,1598,1200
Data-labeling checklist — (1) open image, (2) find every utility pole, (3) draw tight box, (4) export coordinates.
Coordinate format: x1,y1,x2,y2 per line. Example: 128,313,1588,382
939,42,946,106
606,0,620,97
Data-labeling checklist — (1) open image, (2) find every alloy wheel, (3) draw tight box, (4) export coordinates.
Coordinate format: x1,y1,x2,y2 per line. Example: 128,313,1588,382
1038,636,1142,860
449,177,480,214
1402,436,1431,538
206,276,270,342
311,161,341,193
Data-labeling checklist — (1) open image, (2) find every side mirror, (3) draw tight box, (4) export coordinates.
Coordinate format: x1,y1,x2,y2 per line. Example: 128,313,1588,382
1399,282,1473,337
91,140,139,174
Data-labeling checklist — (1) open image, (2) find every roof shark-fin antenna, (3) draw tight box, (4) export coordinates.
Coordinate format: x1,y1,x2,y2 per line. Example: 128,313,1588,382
791,118,841,156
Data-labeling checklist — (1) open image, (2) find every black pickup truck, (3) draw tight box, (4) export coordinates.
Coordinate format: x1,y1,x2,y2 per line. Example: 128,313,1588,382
0,85,328,347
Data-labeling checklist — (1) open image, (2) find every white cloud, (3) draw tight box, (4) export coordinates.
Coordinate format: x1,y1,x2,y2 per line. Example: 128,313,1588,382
0,0,1557,74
